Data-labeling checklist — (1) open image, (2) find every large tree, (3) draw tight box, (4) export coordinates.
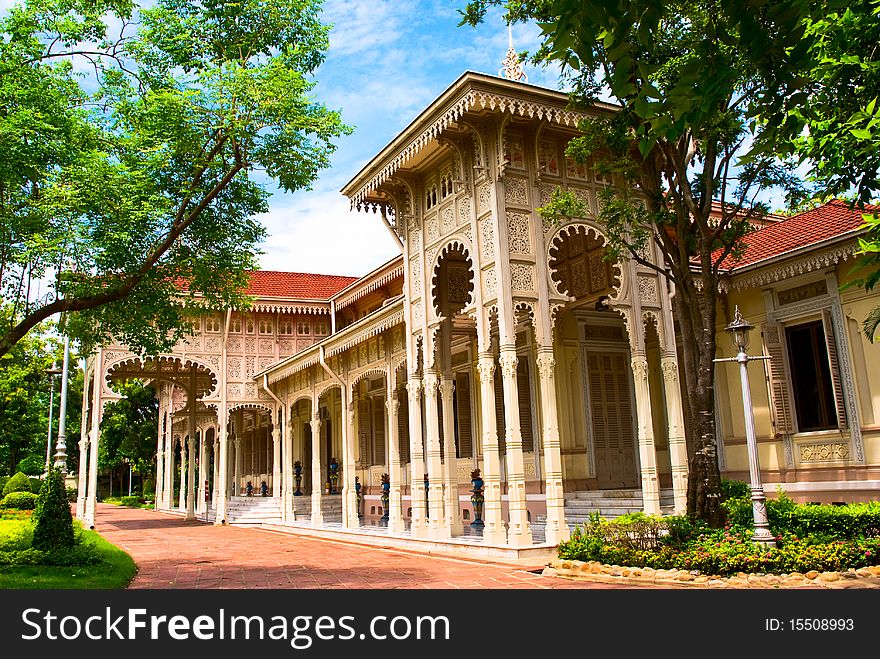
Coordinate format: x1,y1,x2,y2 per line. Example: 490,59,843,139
0,0,350,359
461,1,817,524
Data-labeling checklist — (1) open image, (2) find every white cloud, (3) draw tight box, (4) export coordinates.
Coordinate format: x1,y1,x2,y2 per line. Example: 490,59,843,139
256,189,401,277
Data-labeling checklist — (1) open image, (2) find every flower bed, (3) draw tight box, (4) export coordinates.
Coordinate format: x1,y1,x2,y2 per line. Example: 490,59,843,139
556,487,880,577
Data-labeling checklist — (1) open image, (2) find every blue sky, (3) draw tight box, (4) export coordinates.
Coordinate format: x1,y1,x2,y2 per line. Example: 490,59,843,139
256,1,562,277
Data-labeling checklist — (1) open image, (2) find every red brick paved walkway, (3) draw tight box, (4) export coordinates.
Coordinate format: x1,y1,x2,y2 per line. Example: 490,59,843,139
93,504,636,589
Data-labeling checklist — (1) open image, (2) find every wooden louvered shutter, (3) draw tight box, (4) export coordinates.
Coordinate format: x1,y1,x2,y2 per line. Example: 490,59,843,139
372,398,386,465
821,309,848,429
358,399,370,465
517,359,534,452
397,391,410,464
494,371,506,454
761,322,794,436
455,372,472,458
615,354,634,460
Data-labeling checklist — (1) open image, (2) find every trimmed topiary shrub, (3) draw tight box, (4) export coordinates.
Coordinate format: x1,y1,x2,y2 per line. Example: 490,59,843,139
119,496,140,507
32,467,75,551
0,492,39,510
2,472,32,497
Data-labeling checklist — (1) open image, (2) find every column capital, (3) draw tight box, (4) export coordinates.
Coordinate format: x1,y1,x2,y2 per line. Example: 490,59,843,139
476,358,496,385
535,353,556,379
660,357,679,382
422,371,439,392
438,378,455,399
406,378,422,397
630,356,649,380
498,352,518,379
385,397,400,414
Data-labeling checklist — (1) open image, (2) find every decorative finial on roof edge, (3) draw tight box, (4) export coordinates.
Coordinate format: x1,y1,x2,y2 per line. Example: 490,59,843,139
499,23,527,83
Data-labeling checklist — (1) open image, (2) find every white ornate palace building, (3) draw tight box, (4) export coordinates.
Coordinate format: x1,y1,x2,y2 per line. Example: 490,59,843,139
73,61,880,557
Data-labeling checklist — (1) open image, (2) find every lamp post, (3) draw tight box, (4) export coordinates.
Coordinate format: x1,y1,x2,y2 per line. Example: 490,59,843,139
715,306,776,547
53,334,71,477
45,361,63,472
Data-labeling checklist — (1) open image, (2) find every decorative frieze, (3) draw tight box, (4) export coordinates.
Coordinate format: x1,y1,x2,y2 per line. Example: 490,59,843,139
483,267,497,299
245,337,256,353
799,442,850,463
408,227,421,253
504,177,529,206
442,205,456,235
507,211,532,255
637,274,659,304
259,357,275,371
204,337,220,352
477,182,492,215
510,263,535,292
227,338,242,353
227,383,243,398
279,339,295,354
480,217,495,261
589,252,609,291
410,256,422,295
227,357,242,380
458,196,471,226
426,214,440,243
778,280,828,306
584,325,625,341
245,356,255,379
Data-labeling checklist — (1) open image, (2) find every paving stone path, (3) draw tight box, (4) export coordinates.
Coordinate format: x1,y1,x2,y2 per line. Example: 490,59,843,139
93,504,631,589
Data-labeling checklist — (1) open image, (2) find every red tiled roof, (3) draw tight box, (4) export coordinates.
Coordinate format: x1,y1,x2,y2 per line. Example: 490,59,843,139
244,271,358,299
718,199,877,271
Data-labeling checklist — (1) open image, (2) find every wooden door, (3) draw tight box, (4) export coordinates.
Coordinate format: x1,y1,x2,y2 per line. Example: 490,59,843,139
585,351,638,488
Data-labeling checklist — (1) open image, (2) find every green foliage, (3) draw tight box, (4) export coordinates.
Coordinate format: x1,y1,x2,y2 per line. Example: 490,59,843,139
16,456,44,476
32,467,75,551
0,520,33,551
0,492,38,510
99,380,159,480
119,496,140,507
2,472,32,496
65,487,77,503
558,516,880,576
720,479,751,502
0,0,351,359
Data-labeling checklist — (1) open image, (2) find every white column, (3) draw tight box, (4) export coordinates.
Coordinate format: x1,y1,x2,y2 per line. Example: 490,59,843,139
186,416,196,520
310,410,323,526
342,392,358,529
282,405,293,521
272,410,282,498
155,395,165,511
422,371,447,539
386,387,404,533
498,349,532,547
661,357,689,515
76,437,89,519
165,431,175,510
212,436,220,508
476,357,506,544
215,407,229,525
178,435,187,511
631,357,661,515
198,430,208,513
406,377,428,538
439,376,463,536
233,435,242,497
84,350,103,529
536,351,569,544
75,370,91,519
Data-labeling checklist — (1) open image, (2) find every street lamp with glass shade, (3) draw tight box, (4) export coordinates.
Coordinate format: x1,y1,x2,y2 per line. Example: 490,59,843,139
716,306,776,547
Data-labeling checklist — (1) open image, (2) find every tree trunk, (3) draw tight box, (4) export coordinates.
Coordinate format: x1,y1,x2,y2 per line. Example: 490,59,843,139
673,278,725,527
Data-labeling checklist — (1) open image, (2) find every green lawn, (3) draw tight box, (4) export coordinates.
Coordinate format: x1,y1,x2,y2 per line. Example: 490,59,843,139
0,522,137,589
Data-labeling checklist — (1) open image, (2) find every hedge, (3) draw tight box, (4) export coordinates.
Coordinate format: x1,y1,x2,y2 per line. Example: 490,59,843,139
2,472,32,497
0,492,39,510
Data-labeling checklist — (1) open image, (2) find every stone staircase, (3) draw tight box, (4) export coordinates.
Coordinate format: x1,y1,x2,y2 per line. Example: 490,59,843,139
562,488,675,527
290,494,343,524
223,496,282,526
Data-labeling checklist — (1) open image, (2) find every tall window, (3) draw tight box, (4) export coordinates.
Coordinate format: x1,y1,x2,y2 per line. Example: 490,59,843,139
785,320,838,431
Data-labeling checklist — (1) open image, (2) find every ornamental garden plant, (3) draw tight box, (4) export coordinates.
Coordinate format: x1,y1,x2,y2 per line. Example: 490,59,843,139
0,467,135,588
556,481,880,577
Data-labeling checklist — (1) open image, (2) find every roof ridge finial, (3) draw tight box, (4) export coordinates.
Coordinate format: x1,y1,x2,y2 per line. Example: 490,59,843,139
499,21,527,83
